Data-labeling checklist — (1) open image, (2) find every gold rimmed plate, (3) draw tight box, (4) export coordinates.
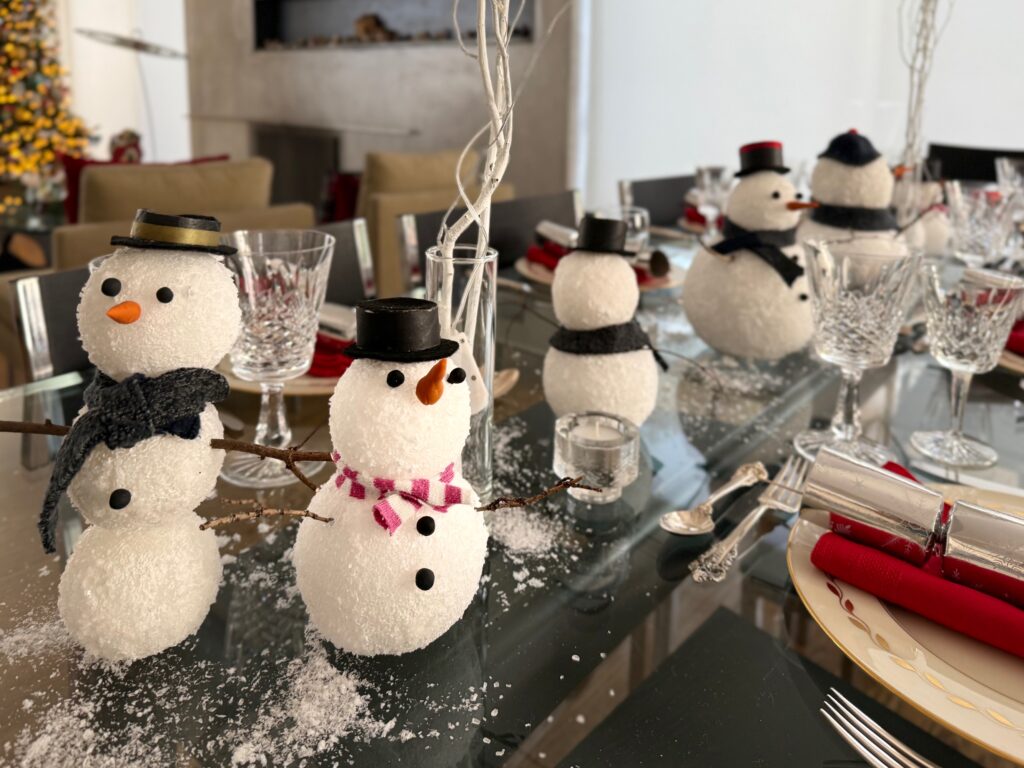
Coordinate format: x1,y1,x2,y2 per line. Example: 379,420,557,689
787,515,1024,763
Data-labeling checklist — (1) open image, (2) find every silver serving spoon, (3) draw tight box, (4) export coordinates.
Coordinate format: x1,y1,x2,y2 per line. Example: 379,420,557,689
659,462,768,536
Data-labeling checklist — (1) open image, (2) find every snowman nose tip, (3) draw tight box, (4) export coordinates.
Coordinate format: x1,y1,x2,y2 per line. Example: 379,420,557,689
416,359,447,405
786,200,819,211
107,300,142,324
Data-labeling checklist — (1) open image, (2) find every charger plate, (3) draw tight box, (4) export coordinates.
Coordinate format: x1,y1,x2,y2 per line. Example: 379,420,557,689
787,515,1024,763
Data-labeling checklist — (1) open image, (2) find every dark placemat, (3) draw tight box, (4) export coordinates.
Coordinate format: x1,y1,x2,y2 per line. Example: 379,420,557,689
557,607,979,767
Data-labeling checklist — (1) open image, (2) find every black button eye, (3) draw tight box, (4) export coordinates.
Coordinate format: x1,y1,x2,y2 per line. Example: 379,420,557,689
109,488,132,509
796,192,804,200
771,191,781,199
387,370,405,388
416,516,435,536
415,568,435,591
101,278,121,297
156,287,174,303
447,367,466,384
799,293,809,301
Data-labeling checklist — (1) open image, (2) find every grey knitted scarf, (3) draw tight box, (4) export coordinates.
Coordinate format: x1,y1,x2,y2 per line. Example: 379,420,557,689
39,368,228,553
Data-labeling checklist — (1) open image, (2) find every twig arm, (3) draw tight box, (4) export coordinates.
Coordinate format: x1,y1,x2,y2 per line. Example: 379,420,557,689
477,476,600,512
199,503,332,531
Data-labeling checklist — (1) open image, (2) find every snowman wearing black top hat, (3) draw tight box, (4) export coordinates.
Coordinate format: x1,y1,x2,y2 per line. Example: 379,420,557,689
798,130,902,246
293,297,488,656
542,215,666,427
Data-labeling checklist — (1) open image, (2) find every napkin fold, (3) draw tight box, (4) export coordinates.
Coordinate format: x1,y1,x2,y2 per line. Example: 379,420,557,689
525,240,653,284
1007,319,1024,356
308,333,354,378
810,532,1024,659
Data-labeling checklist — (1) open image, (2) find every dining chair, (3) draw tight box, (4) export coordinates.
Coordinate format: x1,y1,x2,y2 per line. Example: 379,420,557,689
618,174,696,227
399,190,582,287
926,143,1024,183
317,217,377,305
13,267,91,381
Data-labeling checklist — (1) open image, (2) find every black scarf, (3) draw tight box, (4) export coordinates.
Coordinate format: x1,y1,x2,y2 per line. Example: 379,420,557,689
550,320,669,371
810,203,898,231
712,219,804,287
39,368,229,553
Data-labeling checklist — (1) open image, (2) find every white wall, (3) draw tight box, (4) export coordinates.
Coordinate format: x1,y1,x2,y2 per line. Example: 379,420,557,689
578,0,1024,210
59,0,191,162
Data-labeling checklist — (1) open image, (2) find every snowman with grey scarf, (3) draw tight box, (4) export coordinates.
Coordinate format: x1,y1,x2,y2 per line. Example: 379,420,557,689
542,215,667,427
798,129,903,246
682,141,817,360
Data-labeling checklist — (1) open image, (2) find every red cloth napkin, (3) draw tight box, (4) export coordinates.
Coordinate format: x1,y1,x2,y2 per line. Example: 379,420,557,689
810,532,1024,659
682,205,724,231
1006,320,1024,356
308,333,354,378
525,241,653,284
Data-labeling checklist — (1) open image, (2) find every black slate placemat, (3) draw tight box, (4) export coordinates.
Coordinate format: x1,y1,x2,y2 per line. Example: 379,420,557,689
557,607,980,767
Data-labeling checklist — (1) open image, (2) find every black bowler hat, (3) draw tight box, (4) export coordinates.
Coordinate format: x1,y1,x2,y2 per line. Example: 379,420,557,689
735,141,789,177
572,214,631,256
345,297,459,362
110,209,237,256
819,129,882,167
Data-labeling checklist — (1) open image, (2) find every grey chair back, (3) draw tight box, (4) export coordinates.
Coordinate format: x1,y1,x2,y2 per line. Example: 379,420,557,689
14,267,91,381
927,144,1024,183
400,190,582,286
619,174,696,227
317,217,376,305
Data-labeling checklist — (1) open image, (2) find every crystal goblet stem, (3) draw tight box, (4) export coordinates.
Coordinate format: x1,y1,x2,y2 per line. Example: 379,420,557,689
255,382,292,450
830,368,863,444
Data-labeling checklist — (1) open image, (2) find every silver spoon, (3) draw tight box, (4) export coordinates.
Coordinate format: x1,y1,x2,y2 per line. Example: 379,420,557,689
659,462,768,536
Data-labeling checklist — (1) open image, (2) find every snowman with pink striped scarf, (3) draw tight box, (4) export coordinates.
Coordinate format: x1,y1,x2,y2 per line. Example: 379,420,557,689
293,297,488,656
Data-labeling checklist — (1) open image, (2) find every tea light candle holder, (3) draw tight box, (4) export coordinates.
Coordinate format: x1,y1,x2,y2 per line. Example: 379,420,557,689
553,411,640,504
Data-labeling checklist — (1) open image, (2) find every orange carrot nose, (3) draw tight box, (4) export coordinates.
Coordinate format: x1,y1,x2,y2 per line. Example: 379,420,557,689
893,164,912,179
106,300,141,324
787,200,819,211
416,359,447,405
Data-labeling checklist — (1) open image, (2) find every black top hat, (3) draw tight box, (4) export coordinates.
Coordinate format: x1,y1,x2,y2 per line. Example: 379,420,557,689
110,209,237,256
819,130,881,167
345,297,459,363
735,141,789,177
572,214,631,256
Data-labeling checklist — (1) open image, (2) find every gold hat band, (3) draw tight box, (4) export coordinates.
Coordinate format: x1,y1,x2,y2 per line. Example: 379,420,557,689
130,221,221,248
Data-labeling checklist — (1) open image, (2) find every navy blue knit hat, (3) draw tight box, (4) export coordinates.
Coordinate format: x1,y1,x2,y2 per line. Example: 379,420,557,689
819,130,881,167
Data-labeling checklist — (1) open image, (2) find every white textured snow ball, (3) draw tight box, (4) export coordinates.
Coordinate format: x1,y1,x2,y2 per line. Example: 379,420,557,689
329,358,470,479
920,209,951,256
811,156,894,208
682,246,813,360
726,172,803,232
68,404,224,527
542,347,659,426
58,518,221,660
293,486,487,656
551,253,639,330
79,248,242,381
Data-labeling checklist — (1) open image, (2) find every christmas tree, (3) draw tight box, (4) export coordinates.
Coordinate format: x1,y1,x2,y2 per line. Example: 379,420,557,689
0,0,89,187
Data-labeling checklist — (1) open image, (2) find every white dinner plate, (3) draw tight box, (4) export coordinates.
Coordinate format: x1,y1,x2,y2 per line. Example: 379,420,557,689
787,515,1024,763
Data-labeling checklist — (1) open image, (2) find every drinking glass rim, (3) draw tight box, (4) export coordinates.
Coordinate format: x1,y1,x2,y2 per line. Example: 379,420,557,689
223,229,336,257
425,244,498,263
804,238,916,261
921,261,1024,292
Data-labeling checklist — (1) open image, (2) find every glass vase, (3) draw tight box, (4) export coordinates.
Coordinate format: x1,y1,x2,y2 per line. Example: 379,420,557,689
426,244,497,503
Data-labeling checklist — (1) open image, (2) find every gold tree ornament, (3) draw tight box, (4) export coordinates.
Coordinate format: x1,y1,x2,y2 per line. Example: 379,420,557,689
0,0,90,182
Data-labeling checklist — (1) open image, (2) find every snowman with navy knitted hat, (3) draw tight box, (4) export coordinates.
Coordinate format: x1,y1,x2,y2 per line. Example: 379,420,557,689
293,297,488,656
542,214,667,427
682,141,817,360
798,130,902,245
49,209,242,660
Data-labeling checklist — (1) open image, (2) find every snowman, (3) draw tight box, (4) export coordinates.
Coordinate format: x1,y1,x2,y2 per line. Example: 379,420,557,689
682,141,817,360
293,298,488,656
892,166,951,257
541,214,666,427
43,210,242,660
798,130,902,246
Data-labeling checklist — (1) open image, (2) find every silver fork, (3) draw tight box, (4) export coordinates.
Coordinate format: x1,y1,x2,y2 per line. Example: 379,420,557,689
821,687,940,768
689,454,809,583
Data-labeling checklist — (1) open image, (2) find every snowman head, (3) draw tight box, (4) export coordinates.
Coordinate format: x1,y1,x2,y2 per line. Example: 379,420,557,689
330,298,471,479
726,172,815,232
811,130,894,209
78,211,242,380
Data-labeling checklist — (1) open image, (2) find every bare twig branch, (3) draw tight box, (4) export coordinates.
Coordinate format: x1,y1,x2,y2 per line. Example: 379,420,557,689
0,419,69,436
477,475,599,512
199,502,332,531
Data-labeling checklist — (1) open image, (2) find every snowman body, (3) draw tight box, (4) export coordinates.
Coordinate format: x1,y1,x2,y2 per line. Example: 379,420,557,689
55,241,241,660
542,251,661,426
293,350,487,656
682,170,814,360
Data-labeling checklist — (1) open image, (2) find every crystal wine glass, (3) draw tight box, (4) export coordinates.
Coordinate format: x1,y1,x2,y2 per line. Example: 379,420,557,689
221,230,334,488
794,238,920,465
619,205,651,254
945,180,1017,267
696,165,729,239
911,264,1024,468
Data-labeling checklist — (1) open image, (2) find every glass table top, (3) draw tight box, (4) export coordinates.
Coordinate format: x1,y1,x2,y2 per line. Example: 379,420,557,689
0,262,1020,766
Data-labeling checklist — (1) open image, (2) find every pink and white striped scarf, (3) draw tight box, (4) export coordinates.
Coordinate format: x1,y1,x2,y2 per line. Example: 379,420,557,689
331,452,473,535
